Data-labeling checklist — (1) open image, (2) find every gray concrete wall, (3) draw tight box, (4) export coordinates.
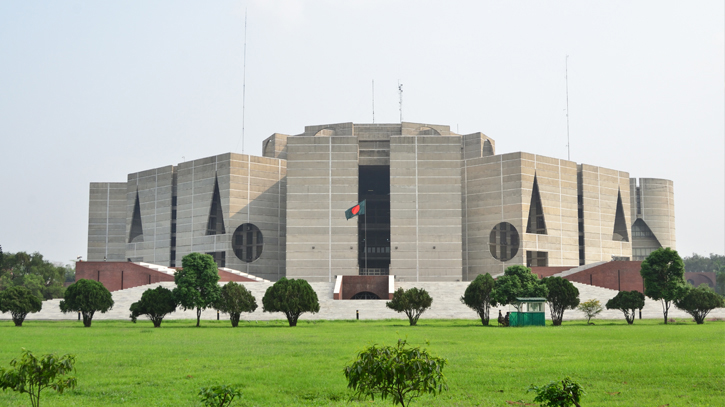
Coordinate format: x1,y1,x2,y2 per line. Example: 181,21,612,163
390,135,463,282
579,164,632,263
87,182,127,261
285,130,359,281
125,166,175,264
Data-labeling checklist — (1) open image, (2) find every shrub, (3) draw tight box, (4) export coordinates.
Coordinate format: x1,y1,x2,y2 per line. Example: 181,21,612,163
606,290,645,324
0,286,42,326
59,279,114,327
343,339,447,407
675,284,725,324
576,299,603,324
0,349,77,407
173,253,221,327
262,278,319,326
386,287,433,326
528,377,585,407
129,286,177,327
214,282,258,327
640,247,688,324
460,273,496,326
542,277,580,326
198,384,242,407
492,265,548,312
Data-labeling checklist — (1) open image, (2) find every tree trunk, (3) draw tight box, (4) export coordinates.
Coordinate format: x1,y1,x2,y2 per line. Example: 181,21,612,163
83,313,93,327
13,318,23,327
662,300,669,324
231,313,240,327
196,308,202,327
153,318,162,328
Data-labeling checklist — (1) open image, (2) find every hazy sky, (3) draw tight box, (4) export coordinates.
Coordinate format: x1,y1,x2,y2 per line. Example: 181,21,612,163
1,1,723,265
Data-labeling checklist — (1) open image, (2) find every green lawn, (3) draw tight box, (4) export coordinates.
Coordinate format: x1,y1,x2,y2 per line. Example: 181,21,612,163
0,318,722,406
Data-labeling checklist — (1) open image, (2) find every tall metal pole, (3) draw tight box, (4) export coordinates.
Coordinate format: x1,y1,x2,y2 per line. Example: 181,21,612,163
241,8,248,154
398,82,403,123
372,80,375,123
565,55,570,161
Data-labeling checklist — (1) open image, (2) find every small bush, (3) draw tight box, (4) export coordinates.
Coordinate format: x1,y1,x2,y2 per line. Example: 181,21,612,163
606,290,645,324
529,377,585,407
59,279,114,327
0,349,77,407
198,384,242,407
576,299,603,324
386,287,433,326
344,339,447,407
460,273,496,325
262,278,319,326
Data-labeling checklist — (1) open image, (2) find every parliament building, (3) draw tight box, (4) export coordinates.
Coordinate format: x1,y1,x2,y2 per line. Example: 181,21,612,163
87,122,676,282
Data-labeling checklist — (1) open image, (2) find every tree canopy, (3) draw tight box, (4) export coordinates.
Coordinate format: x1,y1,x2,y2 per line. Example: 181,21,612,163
542,277,579,326
640,247,688,324
460,273,496,326
0,286,43,326
172,253,221,327
674,284,725,324
59,279,114,327
387,287,433,326
605,290,645,324
129,286,177,327
492,265,548,312
683,253,725,295
214,281,258,327
0,251,69,300
262,278,319,327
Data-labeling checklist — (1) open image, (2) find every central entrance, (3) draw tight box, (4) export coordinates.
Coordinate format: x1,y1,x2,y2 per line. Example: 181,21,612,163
358,165,390,275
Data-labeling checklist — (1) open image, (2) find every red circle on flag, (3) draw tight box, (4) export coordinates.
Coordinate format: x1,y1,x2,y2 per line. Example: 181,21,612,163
351,205,360,215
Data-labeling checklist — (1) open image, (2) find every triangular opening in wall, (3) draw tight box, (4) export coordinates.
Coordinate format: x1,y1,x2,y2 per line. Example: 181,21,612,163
612,189,629,242
129,191,144,243
526,174,547,234
206,175,226,235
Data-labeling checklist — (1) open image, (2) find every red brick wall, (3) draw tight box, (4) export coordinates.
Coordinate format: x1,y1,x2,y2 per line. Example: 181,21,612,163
341,276,389,300
218,270,256,283
75,262,175,292
685,272,716,289
530,267,572,278
564,261,645,292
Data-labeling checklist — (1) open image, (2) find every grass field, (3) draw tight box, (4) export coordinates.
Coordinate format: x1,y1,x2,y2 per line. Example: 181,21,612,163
0,318,722,406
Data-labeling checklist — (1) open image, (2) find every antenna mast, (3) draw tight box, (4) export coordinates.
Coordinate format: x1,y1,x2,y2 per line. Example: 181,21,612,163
372,80,375,123
241,8,248,154
398,81,403,123
565,55,570,161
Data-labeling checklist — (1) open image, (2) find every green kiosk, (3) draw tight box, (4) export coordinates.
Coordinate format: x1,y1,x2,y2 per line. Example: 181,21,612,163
509,297,546,327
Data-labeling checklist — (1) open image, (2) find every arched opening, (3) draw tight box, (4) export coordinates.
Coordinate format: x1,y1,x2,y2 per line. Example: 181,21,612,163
350,291,381,300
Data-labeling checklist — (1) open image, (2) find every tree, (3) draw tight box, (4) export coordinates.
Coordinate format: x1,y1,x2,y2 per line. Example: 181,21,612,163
173,253,221,327
576,299,603,325
0,286,43,326
262,278,319,327
0,251,68,299
198,385,242,407
0,349,77,407
59,279,114,327
528,377,585,407
460,273,496,326
129,286,177,327
386,287,433,326
640,247,688,324
605,291,645,324
674,284,725,324
343,339,448,407
542,277,580,326
214,282,258,327
492,265,548,312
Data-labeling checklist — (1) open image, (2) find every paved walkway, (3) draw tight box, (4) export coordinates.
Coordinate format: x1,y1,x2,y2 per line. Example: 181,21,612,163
6,280,723,324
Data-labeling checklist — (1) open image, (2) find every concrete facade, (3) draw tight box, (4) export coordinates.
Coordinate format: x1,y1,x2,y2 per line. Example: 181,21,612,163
87,121,676,282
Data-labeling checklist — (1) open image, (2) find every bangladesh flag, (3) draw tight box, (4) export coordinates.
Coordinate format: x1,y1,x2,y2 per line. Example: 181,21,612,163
345,200,366,220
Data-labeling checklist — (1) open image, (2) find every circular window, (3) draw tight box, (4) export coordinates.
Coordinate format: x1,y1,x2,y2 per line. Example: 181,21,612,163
489,222,519,262
232,223,263,262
